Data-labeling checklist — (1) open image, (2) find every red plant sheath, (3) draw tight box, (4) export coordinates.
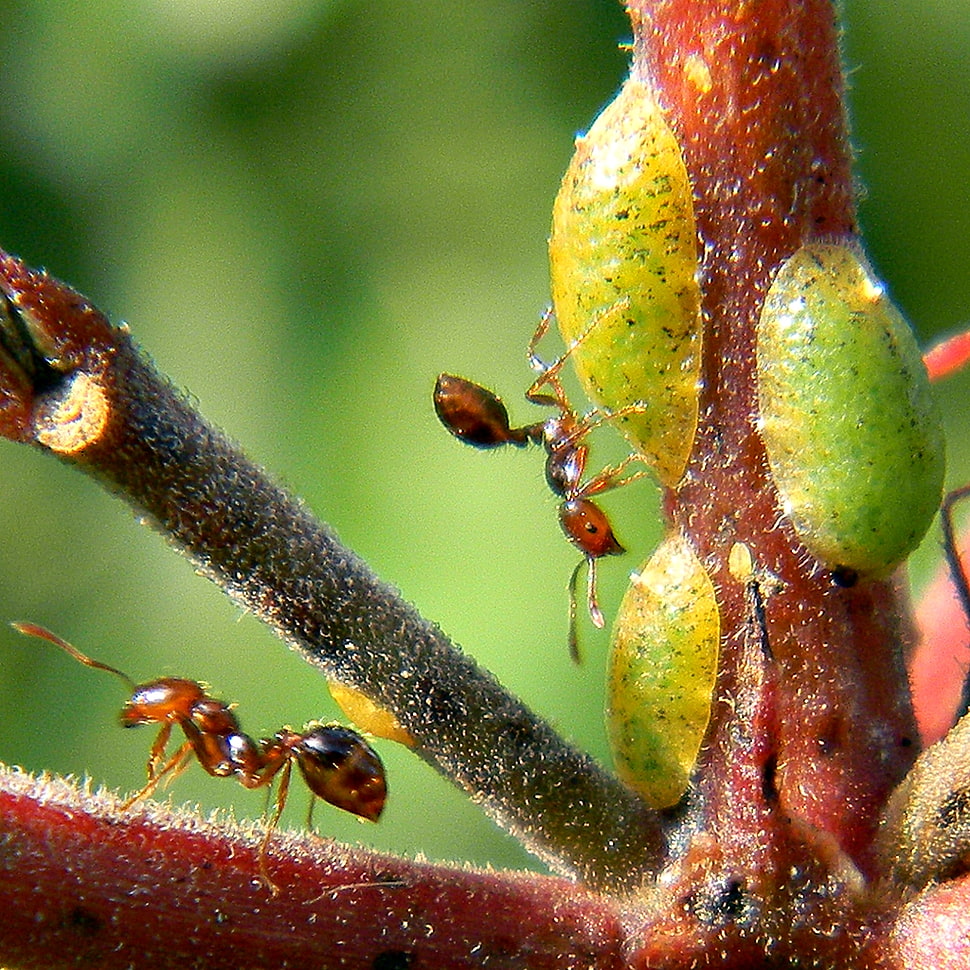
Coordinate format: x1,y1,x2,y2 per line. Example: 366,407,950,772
0,769,631,970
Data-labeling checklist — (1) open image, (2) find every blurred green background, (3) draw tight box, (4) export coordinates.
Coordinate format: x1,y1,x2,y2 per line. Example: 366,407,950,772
0,0,967,876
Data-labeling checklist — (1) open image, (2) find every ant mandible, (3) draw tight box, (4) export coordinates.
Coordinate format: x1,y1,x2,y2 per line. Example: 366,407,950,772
11,622,387,893
434,310,646,663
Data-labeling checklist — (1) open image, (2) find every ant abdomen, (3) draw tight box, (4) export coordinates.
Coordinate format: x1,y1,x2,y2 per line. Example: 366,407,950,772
274,725,387,823
433,374,537,448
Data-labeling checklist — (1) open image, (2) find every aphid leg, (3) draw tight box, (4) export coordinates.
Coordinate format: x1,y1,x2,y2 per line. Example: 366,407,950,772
941,484,970,722
745,577,774,662
304,875,409,906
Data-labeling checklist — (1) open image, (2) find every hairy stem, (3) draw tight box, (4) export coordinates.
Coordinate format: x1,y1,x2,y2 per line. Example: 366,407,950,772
0,767,631,970
628,0,918,878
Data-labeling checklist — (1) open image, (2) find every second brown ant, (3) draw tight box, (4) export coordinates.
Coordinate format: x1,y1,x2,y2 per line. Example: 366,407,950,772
12,622,387,893
434,313,646,662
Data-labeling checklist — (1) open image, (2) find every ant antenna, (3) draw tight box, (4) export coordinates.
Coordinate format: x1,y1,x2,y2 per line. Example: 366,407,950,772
566,558,605,664
12,621,136,691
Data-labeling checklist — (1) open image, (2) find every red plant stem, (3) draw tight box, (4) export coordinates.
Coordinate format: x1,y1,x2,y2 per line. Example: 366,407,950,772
627,0,919,884
911,514,970,743
0,767,632,970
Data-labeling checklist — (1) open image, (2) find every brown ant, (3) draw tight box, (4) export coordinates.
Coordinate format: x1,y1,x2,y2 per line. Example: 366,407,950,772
11,622,387,893
434,311,646,662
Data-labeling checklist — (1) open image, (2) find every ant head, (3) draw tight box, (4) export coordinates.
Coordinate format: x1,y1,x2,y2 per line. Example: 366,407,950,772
434,373,531,448
558,498,624,560
120,678,207,727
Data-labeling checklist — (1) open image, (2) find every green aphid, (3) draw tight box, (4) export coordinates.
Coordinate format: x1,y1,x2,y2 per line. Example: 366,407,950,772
756,243,945,576
606,533,720,808
549,76,702,487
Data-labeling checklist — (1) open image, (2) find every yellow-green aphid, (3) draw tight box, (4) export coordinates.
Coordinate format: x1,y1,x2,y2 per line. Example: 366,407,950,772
607,533,720,808
756,243,945,576
549,76,702,487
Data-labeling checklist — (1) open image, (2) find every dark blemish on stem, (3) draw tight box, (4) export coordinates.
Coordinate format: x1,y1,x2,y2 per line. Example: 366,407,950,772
373,950,414,970
67,906,102,937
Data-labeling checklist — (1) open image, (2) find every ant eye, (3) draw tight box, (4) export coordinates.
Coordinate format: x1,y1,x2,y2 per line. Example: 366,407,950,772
606,533,720,808
549,76,702,486
756,243,945,575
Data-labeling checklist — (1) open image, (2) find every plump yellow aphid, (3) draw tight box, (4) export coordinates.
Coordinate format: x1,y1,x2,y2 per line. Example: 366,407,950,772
606,533,720,808
549,76,702,487
328,681,414,747
756,243,945,576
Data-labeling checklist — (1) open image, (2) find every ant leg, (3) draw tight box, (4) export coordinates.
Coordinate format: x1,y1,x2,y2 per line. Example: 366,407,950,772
554,399,654,455
257,759,292,895
576,452,650,501
145,721,173,780
941,484,970,722
305,790,317,833
525,307,581,414
525,297,633,410
526,306,557,373
525,363,570,414
120,739,193,809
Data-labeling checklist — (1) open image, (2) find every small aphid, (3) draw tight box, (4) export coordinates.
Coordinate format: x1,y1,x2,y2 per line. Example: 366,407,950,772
606,533,720,808
435,333,645,662
11,622,387,892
